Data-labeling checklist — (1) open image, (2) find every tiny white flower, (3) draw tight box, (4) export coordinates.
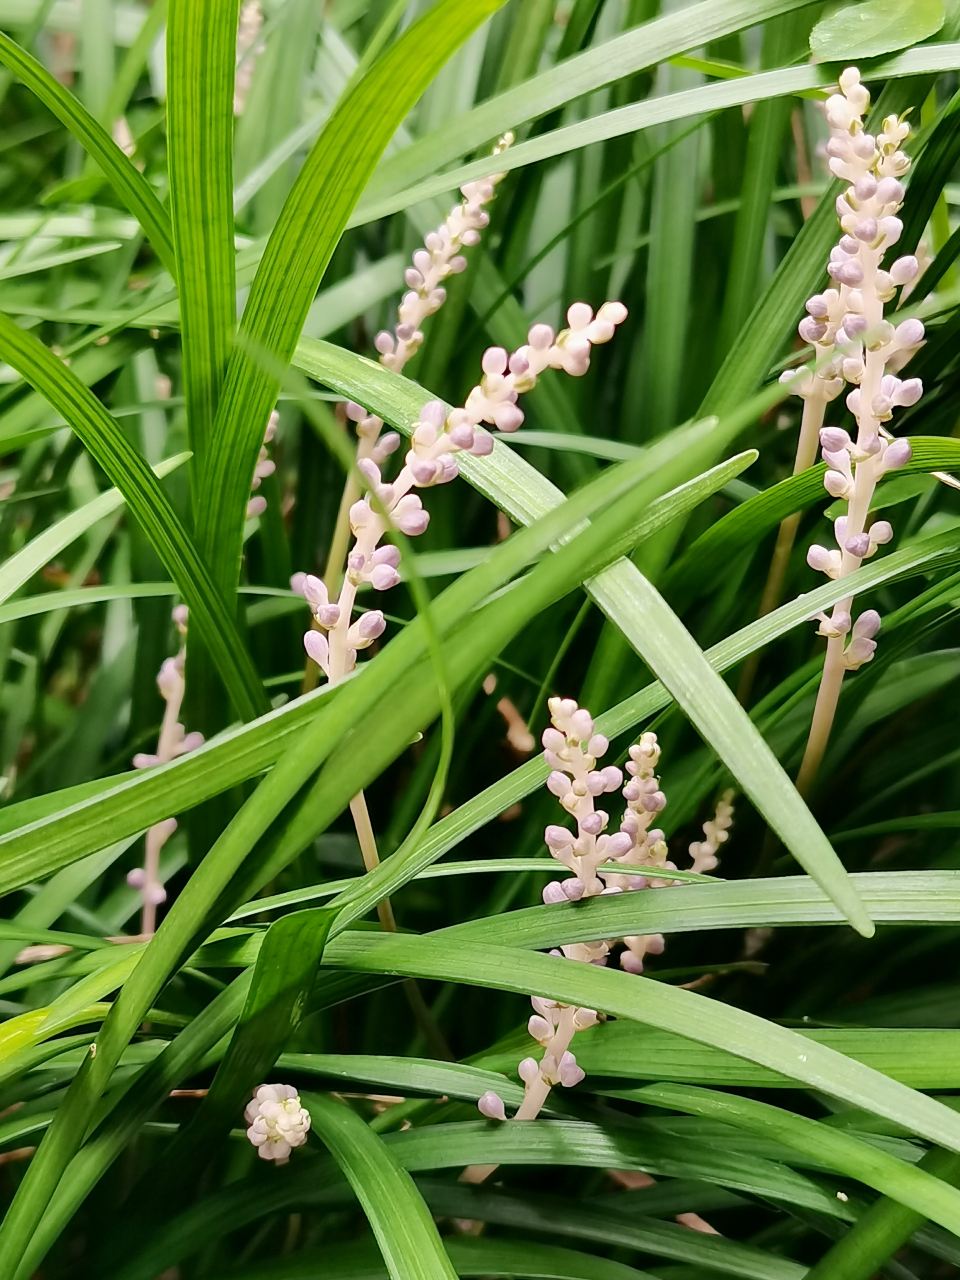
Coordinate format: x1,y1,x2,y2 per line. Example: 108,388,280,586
244,1084,311,1164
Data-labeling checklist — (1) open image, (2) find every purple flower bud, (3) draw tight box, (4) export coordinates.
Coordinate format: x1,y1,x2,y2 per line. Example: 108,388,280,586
562,878,585,901
876,177,905,205
895,318,924,348
493,402,524,433
580,812,603,836
820,427,851,452
834,260,864,286
347,552,365,572
641,790,666,814
518,1057,540,1084
798,316,827,344
409,456,437,486
542,727,564,752
599,766,623,792
528,1015,553,1044
542,881,567,905
570,708,594,740
546,771,571,798
587,733,608,757
478,1091,506,1121
845,533,871,558
470,432,494,456
881,438,912,471
369,564,400,592
127,868,147,888
805,294,831,319
357,610,385,640
896,377,923,406
853,609,881,640
621,951,644,974
870,520,893,545
647,934,666,956
842,312,867,336
301,573,327,609
604,831,633,858
303,630,328,667
545,824,574,849
854,217,878,242
374,331,395,355
345,401,367,422
559,1051,585,1088
316,604,341,628
482,346,508,376
854,174,877,200
246,495,266,518
449,423,475,449
890,255,919,285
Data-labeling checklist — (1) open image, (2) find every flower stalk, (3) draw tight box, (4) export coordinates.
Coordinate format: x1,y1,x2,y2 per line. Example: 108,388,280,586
778,69,923,794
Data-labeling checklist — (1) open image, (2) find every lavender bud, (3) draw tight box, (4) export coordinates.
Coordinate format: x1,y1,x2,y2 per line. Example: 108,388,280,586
853,609,881,639
894,318,924,348
562,878,585,901
798,316,828,344
449,423,475,449
316,604,341,628
303,630,328,667
542,881,567,905
876,177,905,205
580,812,603,836
820,427,851,452
478,1091,506,1121
545,824,574,849
587,733,608,757
881,438,912,471
805,294,831,319
369,564,401,592
559,1051,585,1088
870,520,893,545
518,1057,540,1084
854,218,877,242
621,951,644,974
890,255,919,285
845,533,871,558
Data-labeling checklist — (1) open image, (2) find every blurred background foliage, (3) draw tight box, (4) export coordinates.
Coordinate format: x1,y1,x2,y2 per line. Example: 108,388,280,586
0,0,959,1276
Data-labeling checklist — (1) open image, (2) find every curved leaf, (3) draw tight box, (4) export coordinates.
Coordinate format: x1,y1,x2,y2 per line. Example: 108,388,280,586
0,29,176,276
0,310,267,721
196,0,510,601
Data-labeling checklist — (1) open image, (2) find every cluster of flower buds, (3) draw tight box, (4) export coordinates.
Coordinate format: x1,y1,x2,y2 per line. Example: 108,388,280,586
246,410,278,519
234,0,265,116
244,1084,311,1163
459,303,628,434
297,304,626,685
781,68,923,672
376,134,515,373
129,607,204,932
478,699,732,1125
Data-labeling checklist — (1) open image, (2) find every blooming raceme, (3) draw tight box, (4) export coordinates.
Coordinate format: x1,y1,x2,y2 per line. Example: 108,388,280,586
781,68,921,672
298,305,627,684
128,606,204,934
476,698,733,1126
244,1084,311,1163
375,133,514,374
245,410,278,520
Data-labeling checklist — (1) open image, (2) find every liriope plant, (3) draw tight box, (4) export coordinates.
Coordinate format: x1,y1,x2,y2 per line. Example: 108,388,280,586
0,3,957,1280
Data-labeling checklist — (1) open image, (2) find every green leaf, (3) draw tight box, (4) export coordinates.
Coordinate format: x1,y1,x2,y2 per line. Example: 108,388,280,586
811,0,945,61
587,564,873,936
351,47,960,226
363,0,823,211
166,0,239,475
481,1022,960,1091
321,933,960,1155
205,1237,665,1280
665,436,960,609
0,30,176,277
196,0,510,604
307,1094,459,1280
803,1149,960,1280
0,455,186,608
0,424,716,1275
639,1083,960,1234
110,1114,846,1279
0,311,267,721
125,908,336,1228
